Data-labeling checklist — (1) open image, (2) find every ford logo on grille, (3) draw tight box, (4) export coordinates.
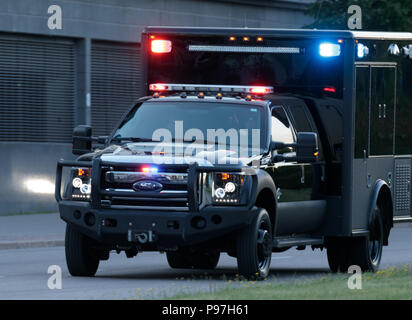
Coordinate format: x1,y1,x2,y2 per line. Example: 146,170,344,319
133,180,163,192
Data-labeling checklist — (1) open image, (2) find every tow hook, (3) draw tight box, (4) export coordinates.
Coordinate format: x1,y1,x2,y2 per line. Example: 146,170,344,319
136,233,148,244
128,230,155,244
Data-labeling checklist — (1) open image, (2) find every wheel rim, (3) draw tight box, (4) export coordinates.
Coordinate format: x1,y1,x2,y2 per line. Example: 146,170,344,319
257,220,272,272
369,210,383,265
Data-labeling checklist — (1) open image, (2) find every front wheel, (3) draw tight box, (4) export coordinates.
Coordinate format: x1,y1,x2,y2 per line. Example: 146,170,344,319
65,224,99,277
236,208,272,280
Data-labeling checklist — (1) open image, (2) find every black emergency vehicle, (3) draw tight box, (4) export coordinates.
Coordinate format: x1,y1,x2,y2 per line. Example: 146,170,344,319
55,27,412,279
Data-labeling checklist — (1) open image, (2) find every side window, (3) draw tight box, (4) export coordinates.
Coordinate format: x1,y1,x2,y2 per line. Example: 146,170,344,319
288,105,313,132
271,106,294,145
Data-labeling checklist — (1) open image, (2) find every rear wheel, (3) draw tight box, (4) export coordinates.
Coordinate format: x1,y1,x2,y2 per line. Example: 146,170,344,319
65,224,99,277
326,205,384,273
166,250,220,270
236,208,272,280
352,206,384,272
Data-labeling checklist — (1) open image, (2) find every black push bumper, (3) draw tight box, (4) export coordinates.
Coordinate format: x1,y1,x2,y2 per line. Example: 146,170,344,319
55,159,258,247
59,200,259,247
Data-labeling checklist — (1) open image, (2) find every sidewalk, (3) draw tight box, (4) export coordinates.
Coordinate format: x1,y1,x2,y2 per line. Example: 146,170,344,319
0,213,65,250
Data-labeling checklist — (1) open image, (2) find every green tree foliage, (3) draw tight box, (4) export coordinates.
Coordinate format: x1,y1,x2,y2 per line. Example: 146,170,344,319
305,0,412,31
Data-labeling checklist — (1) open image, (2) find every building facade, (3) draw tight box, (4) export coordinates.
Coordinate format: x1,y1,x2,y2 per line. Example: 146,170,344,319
0,0,313,215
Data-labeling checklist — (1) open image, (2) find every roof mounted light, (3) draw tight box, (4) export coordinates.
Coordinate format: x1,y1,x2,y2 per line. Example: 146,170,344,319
149,84,168,91
148,83,274,94
319,43,341,57
323,86,336,93
151,40,172,54
188,45,301,54
250,87,271,94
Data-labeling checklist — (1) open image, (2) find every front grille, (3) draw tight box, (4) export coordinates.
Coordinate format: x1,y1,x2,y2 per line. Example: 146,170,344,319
100,165,191,210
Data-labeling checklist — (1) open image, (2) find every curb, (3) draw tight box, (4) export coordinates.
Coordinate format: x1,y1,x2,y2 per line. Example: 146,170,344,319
0,239,64,250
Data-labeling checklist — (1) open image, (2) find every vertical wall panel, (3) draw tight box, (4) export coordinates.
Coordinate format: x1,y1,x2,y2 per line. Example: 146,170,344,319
91,41,142,136
0,34,75,142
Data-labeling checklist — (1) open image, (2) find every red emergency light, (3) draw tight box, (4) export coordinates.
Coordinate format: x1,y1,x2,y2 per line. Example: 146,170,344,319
250,87,271,94
151,40,172,54
323,86,336,93
149,84,168,91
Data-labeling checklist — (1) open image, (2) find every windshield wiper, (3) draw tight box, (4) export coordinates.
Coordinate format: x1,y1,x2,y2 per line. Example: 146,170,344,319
111,137,160,143
172,137,225,145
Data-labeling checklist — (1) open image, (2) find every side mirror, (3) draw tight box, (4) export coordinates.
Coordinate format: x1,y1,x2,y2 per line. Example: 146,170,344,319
72,125,92,155
296,132,318,163
270,132,318,163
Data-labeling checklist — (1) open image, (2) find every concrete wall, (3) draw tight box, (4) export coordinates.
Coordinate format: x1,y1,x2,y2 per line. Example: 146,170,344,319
0,0,313,215
0,0,313,42
0,143,74,215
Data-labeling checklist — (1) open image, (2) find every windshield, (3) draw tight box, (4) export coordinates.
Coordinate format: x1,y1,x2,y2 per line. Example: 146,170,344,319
112,101,266,156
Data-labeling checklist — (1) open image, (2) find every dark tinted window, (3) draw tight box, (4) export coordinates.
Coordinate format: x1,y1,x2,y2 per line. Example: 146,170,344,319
370,67,395,156
288,105,312,132
354,66,370,158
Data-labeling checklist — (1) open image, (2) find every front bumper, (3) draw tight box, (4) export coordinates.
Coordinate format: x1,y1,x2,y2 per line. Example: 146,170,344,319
56,158,258,248
59,201,259,247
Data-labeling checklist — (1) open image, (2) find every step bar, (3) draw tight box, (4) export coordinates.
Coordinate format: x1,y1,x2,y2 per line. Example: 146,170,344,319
273,235,324,248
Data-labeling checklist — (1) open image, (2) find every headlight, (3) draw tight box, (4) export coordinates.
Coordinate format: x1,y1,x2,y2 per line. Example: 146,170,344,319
212,172,245,205
71,167,91,201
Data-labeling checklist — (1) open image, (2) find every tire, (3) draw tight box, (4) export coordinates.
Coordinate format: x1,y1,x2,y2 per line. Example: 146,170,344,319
351,206,384,272
191,251,220,269
166,250,220,270
65,224,99,277
326,238,350,273
326,205,384,273
166,251,192,269
236,208,272,280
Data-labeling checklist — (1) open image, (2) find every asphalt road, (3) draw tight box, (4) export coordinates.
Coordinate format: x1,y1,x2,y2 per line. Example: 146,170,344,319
0,226,411,300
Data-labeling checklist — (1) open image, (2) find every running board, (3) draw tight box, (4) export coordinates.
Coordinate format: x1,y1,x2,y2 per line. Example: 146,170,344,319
394,216,412,223
273,236,324,248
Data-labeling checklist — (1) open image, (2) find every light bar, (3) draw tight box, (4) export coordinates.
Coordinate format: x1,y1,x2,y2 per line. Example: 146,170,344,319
188,45,301,54
149,83,274,94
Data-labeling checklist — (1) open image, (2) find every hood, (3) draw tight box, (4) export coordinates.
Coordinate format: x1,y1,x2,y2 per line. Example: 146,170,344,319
97,142,262,167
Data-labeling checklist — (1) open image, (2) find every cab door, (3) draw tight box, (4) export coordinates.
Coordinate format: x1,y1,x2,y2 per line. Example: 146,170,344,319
267,106,312,202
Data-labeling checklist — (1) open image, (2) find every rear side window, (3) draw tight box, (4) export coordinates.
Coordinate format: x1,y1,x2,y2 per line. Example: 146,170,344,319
271,106,294,144
287,105,313,132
